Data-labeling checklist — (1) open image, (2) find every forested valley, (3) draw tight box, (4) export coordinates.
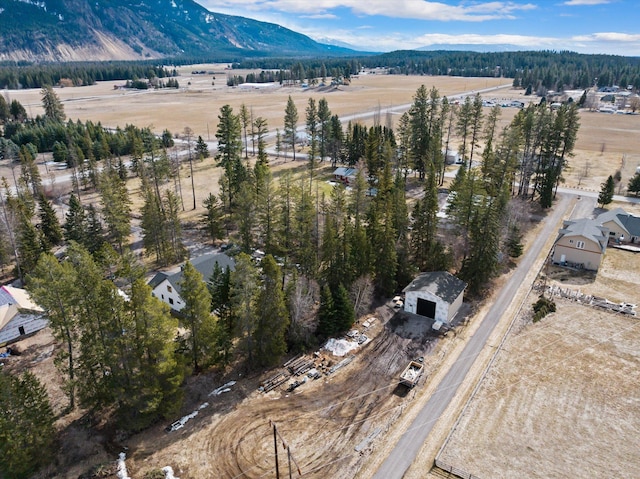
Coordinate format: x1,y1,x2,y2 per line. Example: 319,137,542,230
0,81,581,477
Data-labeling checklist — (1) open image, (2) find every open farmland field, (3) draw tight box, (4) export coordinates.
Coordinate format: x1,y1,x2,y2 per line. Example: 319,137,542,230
5,66,640,200
437,244,640,479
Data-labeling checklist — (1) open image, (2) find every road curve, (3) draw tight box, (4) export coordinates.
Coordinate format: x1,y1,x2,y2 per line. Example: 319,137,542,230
372,193,573,479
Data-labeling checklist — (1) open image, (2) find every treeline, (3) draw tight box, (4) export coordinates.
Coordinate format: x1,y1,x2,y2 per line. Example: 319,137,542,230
235,50,640,91
0,61,178,90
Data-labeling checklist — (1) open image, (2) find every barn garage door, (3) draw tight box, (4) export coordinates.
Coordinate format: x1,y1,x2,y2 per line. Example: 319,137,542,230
416,298,436,319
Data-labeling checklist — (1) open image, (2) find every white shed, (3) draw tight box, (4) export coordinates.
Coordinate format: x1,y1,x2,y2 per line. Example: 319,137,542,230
402,272,466,323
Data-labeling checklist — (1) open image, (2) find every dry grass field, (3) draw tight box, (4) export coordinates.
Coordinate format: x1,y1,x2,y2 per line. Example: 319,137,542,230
437,242,640,479
3,70,640,478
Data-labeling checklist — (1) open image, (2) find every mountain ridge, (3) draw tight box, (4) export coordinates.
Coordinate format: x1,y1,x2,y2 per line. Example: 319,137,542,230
0,0,355,62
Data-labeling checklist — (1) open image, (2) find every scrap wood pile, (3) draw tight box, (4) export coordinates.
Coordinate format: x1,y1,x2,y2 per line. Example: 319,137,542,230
534,282,637,316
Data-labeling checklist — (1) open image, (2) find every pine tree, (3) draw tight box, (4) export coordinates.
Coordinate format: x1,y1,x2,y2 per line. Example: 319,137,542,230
64,193,86,244
215,104,244,210
98,167,131,253
628,172,640,197
195,135,209,160
318,98,332,160
122,279,184,429
38,193,63,248
208,263,234,365
179,261,215,372
284,96,299,161
254,255,289,366
202,193,225,244
41,85,66,122
332,283,355,332
28,253,79,409
598,175,615,206
0,371,56,479
84,204,106,254
316,283,336,339
306,98,319,192
230,253,259,365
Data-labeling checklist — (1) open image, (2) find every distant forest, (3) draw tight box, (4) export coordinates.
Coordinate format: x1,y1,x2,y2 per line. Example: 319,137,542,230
2,50,640,92
0,62,178,90
235,50,640,91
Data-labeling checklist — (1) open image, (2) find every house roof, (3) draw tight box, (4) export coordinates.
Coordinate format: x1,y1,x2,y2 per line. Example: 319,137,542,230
149,253,235,295
402,271,467,304
0,286,43,312
555,218,609,252
333,167,358,177
596,207,640,237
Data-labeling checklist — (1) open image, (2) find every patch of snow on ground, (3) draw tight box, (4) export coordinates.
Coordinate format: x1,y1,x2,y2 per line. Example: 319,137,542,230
323,338,359,357
117,452,131,479
162,466,180,478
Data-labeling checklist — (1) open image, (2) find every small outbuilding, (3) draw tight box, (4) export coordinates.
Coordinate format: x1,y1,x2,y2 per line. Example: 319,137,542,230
402,272,467,323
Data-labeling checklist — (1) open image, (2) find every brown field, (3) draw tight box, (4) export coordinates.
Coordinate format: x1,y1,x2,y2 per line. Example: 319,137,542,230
437,246,640,479
3,70,640,478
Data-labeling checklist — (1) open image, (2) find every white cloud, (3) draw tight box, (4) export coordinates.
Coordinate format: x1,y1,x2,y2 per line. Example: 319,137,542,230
300,13,338,19
564,0,611,5
414,33,558,48
572,32,640,42
201,0,536,22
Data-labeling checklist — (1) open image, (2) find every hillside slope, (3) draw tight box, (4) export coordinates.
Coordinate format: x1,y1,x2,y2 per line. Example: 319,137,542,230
0,0,352,61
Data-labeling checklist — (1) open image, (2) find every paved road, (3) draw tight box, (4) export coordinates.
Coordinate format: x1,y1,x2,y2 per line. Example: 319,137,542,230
372,194,574,479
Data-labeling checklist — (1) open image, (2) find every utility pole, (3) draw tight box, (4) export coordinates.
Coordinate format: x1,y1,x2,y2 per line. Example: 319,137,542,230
270,420,302,478
273,421,280,479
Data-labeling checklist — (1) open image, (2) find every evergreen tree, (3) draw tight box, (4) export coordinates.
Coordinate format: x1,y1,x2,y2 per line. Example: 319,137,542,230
17,211,44,277
215,105,245,210
318,98,332,160
84,204,106,254
41,85,65,122
38,193,63,248
208,263,234,365
239,103,251,159
230,253,259,365
195,135,209,159
506,224,524,258
316,284,336,339
598,175,615,206
202,193,225,244
28,253,79,409
98,167,131,253
179,261,215,372
0,371,56,479
63,193,86,244
122,278,184,429
254,255,289,366
306,97,319,192
332,283,355,332
627,172,640,196
284,96,299,161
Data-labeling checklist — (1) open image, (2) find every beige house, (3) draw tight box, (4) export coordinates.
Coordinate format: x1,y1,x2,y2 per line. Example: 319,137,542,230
552,218,609,270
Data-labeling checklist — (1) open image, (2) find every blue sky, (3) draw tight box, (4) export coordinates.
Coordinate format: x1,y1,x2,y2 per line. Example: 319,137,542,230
199,0,640,56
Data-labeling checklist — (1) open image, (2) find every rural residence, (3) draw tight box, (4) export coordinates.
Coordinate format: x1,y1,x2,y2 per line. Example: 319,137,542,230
149,253,235,312
552,218,608,270
596,207,640,243
0,285,47,345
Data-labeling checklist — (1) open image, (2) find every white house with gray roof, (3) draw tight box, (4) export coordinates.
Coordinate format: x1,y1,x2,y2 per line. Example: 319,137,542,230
402,272,467,323
596,207,640,243
148,253,235,312
552,218,609,270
